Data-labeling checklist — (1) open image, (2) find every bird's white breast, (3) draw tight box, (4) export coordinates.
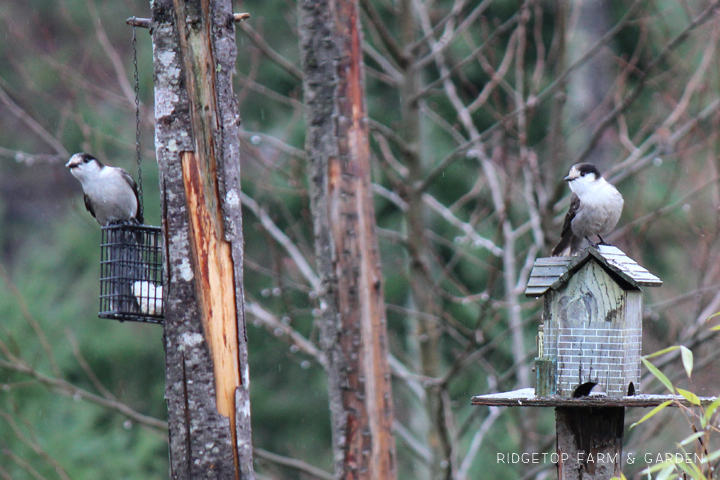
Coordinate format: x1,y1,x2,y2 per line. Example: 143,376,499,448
570,179,623,238
81,167,138,225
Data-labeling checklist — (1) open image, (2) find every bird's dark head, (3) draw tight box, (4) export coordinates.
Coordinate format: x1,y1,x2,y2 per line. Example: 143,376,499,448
564,163,601,182
66,153,104,179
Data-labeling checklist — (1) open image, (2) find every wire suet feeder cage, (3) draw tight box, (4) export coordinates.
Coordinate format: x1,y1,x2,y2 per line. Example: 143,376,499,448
97,23,164,324
99,224,163,323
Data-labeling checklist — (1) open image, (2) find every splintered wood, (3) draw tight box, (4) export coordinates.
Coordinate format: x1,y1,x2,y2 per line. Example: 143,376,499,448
181,150,240,420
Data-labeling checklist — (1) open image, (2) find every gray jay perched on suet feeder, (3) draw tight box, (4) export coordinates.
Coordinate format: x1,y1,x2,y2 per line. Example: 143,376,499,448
552,163,624,257
66,153,143,226
66,153,162,323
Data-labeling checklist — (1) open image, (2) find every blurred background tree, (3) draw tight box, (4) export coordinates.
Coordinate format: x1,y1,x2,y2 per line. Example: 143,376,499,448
1,0,719,479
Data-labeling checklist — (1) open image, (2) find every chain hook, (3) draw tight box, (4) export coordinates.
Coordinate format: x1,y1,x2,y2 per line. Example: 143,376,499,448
132,21,144,222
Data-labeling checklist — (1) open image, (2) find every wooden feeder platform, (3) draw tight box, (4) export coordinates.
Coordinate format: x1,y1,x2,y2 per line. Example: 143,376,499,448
472,387,717,408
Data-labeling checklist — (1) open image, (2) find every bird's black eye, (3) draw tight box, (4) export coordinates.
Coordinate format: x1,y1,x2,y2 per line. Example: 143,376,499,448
83,157,90,163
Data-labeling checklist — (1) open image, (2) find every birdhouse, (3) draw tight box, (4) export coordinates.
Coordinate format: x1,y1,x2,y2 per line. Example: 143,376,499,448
99,224,164,323
472,246,720,479
525,245,662,398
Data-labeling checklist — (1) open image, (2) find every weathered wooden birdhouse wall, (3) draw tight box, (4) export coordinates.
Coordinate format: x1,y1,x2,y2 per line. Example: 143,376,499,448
543,260,642,397
526,246,662,399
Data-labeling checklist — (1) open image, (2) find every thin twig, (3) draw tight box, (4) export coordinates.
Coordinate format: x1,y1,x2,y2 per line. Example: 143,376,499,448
254,447,334,480
359,0,407,67
368,118,417,158
457,406,502,480
611,100,720,182
88,0,135,109
0,463,13,480
417,13,521,98
393,420,434,464
240,191,321,292
0,359,167,432
422,193,503,256
0,263,61,378
414,0,495,70
660,22,718,130
465,30,519,114
238,22,304,81
0,84,68,157
0,148,65,164
245,301,327,367
2,448,50,480
235,73,304,110
0,409,72,480
239,131,305,160
573,0,720,165
388,354,428,402
65,329,117,401
363,41,403,83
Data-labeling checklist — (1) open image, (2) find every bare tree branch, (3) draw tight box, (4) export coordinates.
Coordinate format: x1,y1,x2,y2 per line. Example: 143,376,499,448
245,301,327,367
359,0,407,67
0,408,72,480
0,84,68,157
240,191,321,292
457,406,502,480
574,0,720,165
0,359,167,432
254,448,334,480
238,22,304,81
0,263,61,378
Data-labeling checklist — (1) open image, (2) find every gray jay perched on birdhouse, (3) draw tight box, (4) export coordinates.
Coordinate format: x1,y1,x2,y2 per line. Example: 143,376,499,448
66,153,143,226
552,163,624,257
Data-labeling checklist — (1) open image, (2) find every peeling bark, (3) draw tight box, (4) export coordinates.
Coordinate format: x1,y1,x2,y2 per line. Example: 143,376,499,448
151,0,253,478
298,1,397,479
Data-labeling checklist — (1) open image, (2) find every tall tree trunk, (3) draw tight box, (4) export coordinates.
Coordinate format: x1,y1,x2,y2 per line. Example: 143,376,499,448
151,0,254,478
397,0,447,477
567,0,616,167
298,1,397,479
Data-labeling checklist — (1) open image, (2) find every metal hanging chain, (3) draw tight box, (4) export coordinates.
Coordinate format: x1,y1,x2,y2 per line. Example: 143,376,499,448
132,22,144,221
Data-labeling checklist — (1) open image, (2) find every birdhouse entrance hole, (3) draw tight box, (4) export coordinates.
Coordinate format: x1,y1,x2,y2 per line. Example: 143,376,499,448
99,224,163,323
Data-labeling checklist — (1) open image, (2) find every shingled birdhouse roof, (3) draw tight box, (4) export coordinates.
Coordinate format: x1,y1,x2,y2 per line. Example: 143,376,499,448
525,245,662,297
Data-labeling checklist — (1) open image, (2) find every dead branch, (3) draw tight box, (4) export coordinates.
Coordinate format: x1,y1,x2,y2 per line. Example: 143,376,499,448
0,358,167,432
238,22,304,81
254,448,333,480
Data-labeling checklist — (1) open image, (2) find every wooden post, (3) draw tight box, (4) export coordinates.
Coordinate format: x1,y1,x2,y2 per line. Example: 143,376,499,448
298,0,397,479
151,0,254,478
555,407,624,479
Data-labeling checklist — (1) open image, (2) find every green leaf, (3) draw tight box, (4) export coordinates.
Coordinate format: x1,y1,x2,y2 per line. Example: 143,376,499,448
642,460,675,475
656,465,677,480
641,357,675,393
707,311,720,321
701,397,720,428
700,449,720,464
680,346,693,378
679,431,706,446
676,459,705,480
644,346,680,359
630,401,672,429
675,446,707,480
677,388,701,406
710,324,720,331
